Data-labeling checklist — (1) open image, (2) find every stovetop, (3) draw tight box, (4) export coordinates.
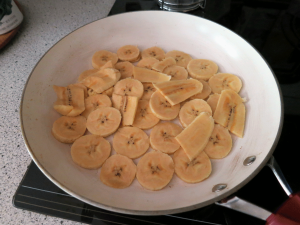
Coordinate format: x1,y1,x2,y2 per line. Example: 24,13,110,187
13,0,300,224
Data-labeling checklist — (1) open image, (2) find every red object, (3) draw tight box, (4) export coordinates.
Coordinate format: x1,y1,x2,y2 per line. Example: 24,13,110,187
266,192,300,225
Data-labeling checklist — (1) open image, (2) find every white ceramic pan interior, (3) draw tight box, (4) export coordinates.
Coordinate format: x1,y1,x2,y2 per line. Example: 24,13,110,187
20,11,282,215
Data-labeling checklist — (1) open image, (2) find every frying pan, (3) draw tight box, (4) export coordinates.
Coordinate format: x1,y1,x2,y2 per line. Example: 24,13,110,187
20,11,283,216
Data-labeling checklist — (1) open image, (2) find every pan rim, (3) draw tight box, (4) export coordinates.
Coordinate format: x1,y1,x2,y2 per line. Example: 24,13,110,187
19,10,284,215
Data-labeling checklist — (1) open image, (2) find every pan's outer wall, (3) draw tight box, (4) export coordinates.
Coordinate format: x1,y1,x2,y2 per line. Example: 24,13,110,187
20,11,283,215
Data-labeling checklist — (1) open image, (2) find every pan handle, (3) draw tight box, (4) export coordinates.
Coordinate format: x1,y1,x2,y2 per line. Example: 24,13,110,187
266,156,293,196
216,156,292,221
215,195,272,220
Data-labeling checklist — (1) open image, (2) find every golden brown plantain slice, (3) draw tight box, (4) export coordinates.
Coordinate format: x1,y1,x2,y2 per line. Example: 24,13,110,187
189,79,211,100
173,148,212,183
153,79,203,106
81,94,112,118
137,58,159,69
204,124,232,159
113,78,144,99
100,154,136,189
179,99,212,128
112,94,139,126
136,151,174,191
53,84,85,117
163,65,188,81
113,127,149,159
141,83,156,100
92,50,118,69
80,68,121,94
206,93,220,115
187,59,218,80
52,116,86,144
78,68,99,82
152,57,176,72
71,135,111,169
175,112,214,160
209,73,242,94
213,89,245,138
150,122,182,154
141,46,165,61
133,67,171,83
132,100,160,130
149,91,180,120
86,107,121,137
165,50,192,69
117,45,140,62
115,61,134,79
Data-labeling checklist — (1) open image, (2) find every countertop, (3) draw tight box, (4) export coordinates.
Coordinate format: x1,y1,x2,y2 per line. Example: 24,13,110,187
0,0,115,224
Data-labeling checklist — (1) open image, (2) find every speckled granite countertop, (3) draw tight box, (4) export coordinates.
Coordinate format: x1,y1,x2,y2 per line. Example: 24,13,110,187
0,0,115,224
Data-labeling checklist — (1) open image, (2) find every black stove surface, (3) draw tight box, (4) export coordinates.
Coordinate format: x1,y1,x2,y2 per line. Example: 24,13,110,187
14,0,300,224
14,160,287,225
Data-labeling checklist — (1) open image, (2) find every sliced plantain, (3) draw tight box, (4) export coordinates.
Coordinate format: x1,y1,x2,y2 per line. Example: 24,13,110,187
189,79,211,100
86,107,121,137
213,89,245,138
130,54,141,63
141,46,165,61
113,78,144,99
87,88,97,97
132,100,160,130
153,79,203,106
117,45,140,62
100,154,136,189
137,58,159,69
101,86,114,97
150,122,182,154
133,67,171,83
112,94,139,126
115,61,134,79
136,151,174,191
71,135,111,169
152,57,176,72
100,60,114,70
179,99,212,128
81,94,112,118
165,50,192,69
187,59,218,80
209,73,242,94
141,83,156,100
78,68,99,82
163,65,188,80
173,148,212,183
80,68,121,94
80,61,114,85
113,127,150,159
53,84,85,116
207,93,220,115
175,112,214,160
92,50,118,69
72,83,88,99
149,91,180,120
204,124,232,159
52,116,86,143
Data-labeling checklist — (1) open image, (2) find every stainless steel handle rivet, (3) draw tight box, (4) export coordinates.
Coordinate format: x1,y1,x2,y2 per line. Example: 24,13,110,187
243,156,256,166
212,184,227,192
